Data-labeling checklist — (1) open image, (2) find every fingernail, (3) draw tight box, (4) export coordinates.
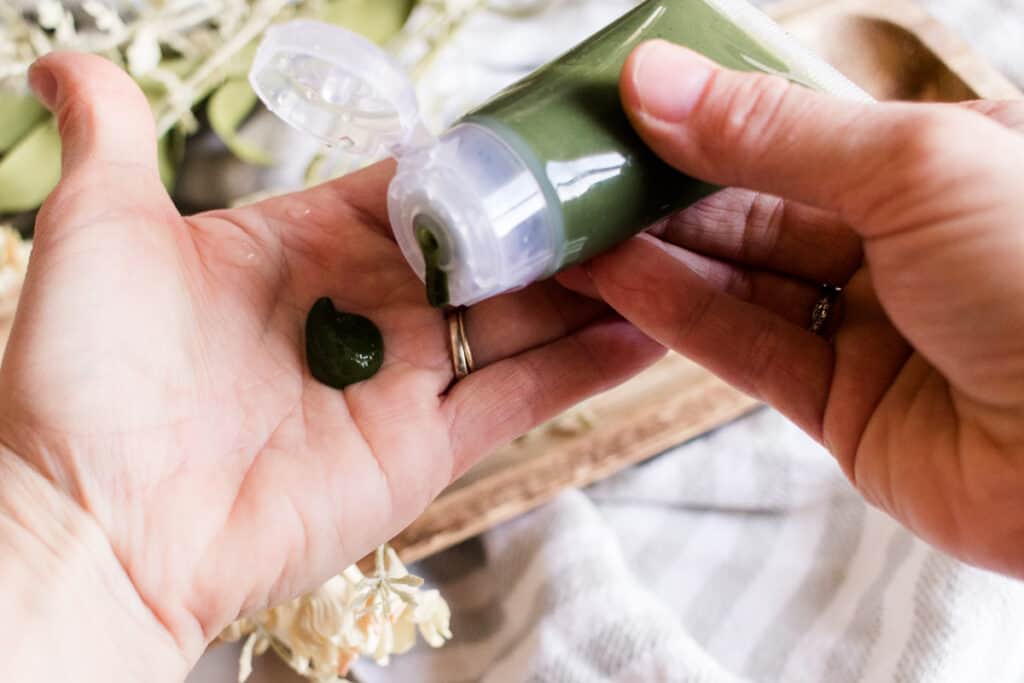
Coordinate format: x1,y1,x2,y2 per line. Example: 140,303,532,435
631,41,713,122
28,62,58,110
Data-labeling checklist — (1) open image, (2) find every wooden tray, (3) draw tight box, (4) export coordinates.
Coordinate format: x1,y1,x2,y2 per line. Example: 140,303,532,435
381,0,1023,566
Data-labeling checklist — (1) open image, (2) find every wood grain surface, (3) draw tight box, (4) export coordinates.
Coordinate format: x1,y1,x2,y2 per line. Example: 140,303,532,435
770,0,1022,101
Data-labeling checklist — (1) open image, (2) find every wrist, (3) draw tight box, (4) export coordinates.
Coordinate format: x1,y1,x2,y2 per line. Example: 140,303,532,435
0,445,188,683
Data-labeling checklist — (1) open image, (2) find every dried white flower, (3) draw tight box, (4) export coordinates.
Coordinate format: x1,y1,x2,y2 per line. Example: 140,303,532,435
219,617,257,643
346,546,424,665
0,0,294,131
83,1,126,34
126,27,161,76
409,589,453,648
35,0,65,31
222,545,452,682
238,630,272,682
36,0,76,45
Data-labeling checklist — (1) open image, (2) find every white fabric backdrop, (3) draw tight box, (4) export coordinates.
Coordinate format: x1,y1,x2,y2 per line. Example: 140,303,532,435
187,1,1024,681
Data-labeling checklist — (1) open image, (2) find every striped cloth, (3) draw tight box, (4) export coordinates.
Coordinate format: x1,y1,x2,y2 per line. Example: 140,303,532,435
348,410,1024,683
188,0,1024,681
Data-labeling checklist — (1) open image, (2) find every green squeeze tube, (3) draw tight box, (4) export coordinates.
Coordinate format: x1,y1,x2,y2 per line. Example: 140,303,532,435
250,0,869,307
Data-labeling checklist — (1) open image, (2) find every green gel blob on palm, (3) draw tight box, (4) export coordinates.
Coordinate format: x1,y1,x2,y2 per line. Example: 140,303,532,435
305,297,384,389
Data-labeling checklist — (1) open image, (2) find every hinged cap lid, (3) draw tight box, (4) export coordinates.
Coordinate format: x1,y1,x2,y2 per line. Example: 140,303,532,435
249,19,431,158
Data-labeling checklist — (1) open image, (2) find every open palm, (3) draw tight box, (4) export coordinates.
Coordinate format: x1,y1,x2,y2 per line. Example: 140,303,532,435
0,53,663,661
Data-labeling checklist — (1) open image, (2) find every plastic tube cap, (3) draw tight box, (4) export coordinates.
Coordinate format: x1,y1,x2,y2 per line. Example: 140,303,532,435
250,20,558,308
248,19,433,159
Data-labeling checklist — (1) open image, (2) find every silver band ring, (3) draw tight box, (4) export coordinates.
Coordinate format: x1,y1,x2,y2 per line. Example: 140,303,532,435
810,284,842,336
448,307,475,380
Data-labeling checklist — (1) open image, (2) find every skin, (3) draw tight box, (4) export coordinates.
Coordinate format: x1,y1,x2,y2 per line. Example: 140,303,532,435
0,53,663,681
560,41,1024,580
3,40,1023,681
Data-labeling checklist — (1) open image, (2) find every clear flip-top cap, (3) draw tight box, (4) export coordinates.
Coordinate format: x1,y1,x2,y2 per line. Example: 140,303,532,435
250,19,559,308
249,19,432,159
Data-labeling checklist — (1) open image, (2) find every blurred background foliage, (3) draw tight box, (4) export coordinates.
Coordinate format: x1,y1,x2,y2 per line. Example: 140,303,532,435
0,0,424,218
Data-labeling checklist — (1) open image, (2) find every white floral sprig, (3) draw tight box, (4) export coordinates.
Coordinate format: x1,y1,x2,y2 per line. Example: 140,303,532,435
0,1,289,132
152,0,292,136
220,545,452,683
390,0,488,80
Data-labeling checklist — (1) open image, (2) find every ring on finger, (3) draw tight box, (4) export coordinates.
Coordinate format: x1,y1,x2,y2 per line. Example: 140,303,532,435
810,284,843,337
447,307,475,380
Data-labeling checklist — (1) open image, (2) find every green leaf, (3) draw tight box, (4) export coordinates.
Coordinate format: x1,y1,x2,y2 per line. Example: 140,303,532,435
0,95,47,154
207,78,273,166
225,43,259,80
323,0,415,44
0,117,61,214
158,128,187,192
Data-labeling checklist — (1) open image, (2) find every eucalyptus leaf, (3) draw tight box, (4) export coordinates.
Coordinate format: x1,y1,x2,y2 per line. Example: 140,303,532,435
0,118,61,214
0,95,47,154
207,78,273,166
324,0,416,44
158,128,187,191
224,43,259,80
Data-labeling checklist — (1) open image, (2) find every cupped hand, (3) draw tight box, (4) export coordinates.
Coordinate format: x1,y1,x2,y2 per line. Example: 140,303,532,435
560,41,1024,578
0,53,663,667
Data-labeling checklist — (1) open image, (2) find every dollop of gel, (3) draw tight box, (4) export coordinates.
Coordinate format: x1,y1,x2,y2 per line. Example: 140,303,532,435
305,297,384,389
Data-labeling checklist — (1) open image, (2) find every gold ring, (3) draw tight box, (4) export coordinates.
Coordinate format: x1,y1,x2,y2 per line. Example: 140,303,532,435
447,307,475,380
810,284,842,336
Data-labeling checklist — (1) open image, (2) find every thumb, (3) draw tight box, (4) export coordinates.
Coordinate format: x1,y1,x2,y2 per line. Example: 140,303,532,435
619,40,1023,234
28,52,161,185
618,40,1024,410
